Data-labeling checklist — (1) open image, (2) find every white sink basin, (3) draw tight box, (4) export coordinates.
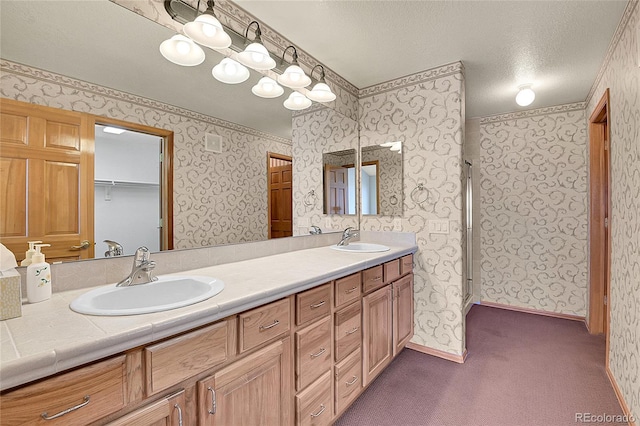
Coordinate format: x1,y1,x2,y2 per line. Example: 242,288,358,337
70,275,224,316
330,243,390,253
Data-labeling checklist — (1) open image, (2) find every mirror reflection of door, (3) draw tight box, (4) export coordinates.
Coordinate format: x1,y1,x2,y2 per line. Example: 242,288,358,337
361,161,380,215
268,153,293,239
325,165,350,215
94,125,163,257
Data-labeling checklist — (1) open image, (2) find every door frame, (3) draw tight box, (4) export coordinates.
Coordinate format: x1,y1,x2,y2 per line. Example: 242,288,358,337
588,88,610,343
267,152,292,239
91,116,174,251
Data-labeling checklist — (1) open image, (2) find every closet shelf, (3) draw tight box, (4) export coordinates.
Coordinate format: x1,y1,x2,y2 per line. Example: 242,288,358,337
95,179,159,188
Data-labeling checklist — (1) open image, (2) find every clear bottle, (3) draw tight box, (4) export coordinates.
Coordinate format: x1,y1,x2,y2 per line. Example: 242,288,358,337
20,240,42,267
26,244,52,303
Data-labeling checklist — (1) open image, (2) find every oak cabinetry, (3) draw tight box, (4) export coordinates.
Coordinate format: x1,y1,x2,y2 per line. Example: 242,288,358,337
106,389,185,426
196,339,292,426
0,355,129,425
362,285,393,386
400,254,413,276
362,265,384,293
295,317,332,390
393,274,414,356
334,349,362,414
334,273,361,308
383,258,401,283
239,298,291,353
295,372,332,426
334,301,361,363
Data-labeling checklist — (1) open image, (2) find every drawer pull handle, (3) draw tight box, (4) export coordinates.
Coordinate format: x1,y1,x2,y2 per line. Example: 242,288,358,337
310,404,326,418
345,286,358,294
174,403,183,426
346,375,358,386
373,276,382,281
310,347,326,358
207,386,217,415
345,327,359,335
259,320,280,331
41,395,90,420
310,300,326,309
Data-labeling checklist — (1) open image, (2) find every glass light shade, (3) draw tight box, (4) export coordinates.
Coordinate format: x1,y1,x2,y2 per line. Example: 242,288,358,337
183,14,231,49
306,82,336,102
283,91,312,110
159,34,205,66
277,65,311,88
516,86,535,106
252,77,284,98
236,42,276,70
212,58,250,84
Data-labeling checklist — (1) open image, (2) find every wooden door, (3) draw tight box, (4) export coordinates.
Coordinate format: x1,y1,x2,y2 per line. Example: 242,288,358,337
325,165,348,215
197,339,291,426
362,285,392,386
107,389,185,426
268,153,292,239
392,274,414,357
0,99,94,262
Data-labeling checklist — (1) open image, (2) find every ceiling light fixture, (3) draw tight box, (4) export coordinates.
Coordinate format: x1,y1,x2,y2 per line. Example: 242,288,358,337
212,58,250,84
277,46,311,89
515,84,535,107
380,141,402,153
306,65,337,103
283,91,312,111
252,77,284,98
159,34,205,66
103,126,126,135
236,21,276,70
183,0,231,49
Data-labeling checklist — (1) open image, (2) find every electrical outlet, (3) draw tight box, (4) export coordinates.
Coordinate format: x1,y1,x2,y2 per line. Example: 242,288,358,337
393,218,402,231
428,220,449,234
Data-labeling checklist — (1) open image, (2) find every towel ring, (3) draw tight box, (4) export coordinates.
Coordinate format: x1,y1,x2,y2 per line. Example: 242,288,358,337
410,183,429,205
303,190,317,207
389,195,399,206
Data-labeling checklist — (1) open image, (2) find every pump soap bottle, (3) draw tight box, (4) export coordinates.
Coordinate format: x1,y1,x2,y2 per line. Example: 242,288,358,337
26,243,52,303
20,240,42,267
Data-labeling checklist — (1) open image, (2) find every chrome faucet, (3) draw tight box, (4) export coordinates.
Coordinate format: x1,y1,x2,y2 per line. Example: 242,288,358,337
309,225,322,235
104,240,123,257
337,227,359,246
116,246,158,287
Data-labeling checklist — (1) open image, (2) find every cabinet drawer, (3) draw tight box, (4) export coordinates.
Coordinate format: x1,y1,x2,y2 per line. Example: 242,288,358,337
335,349,362,415
1,355,127,425
296,316,332,391
296,283,331,326
362,265,384,293
145,320,232,395
334,273,361,308
384,259,401,283
240,298,291,353
334,301,361,362
400,254,413,276
296,371,332,426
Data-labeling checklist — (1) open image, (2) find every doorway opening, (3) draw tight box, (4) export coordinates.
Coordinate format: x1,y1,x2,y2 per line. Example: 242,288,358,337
267,153,293,239
93,117,173,257
588,88,610,343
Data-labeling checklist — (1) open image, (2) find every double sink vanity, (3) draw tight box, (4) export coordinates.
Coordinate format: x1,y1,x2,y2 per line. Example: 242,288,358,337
0,237,416,425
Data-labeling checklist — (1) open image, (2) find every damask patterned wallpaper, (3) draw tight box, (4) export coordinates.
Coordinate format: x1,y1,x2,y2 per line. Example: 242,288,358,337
291,106,359,235
361,146,403,216
0,60,292,249
585,0,639,418
479,106,589,316
359,62,466,356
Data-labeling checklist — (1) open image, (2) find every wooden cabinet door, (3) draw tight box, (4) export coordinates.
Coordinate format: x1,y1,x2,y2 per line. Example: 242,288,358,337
107,390,185,426
197,339,292,426
362,285,392,387
392,274,414,357
0,99,94,262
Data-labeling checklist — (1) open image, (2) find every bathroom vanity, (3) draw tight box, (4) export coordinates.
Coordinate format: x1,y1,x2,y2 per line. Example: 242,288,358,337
0,243,415,425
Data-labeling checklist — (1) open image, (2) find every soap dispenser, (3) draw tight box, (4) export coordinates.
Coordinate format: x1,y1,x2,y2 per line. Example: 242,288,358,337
20,240,42,267
26,243,52,303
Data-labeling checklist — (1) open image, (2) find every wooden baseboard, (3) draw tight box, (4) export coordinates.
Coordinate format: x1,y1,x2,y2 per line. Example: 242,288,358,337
479,301,585,322
406,342,467,364
606,366,637,426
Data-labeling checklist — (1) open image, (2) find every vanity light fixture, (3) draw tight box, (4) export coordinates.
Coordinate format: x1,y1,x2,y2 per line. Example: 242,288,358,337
381,141,402,153
183,0,231,50
103,127,126,135
236,21,276,70
159,34,205,66
306,65,337,103
283,91,312,110
515,84,535,107
212,58,250,84
252,77,284,98
277,46,311,89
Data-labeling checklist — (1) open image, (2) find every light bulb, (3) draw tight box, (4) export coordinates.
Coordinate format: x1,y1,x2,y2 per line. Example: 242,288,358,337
224,61,237,75
516,85,535,106
176,40,191,55
263,82,274,92
159,34,205,66
212,58,249,84
283,92,311,110
251,52,263,63
252,77,284,98
201,23,217,37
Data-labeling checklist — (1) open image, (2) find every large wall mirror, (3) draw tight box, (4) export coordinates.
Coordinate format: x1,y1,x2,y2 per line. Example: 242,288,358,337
0,0,356,262
361,143,403,216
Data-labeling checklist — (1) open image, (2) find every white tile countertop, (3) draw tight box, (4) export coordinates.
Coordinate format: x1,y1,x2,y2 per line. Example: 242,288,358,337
0,242,417,391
